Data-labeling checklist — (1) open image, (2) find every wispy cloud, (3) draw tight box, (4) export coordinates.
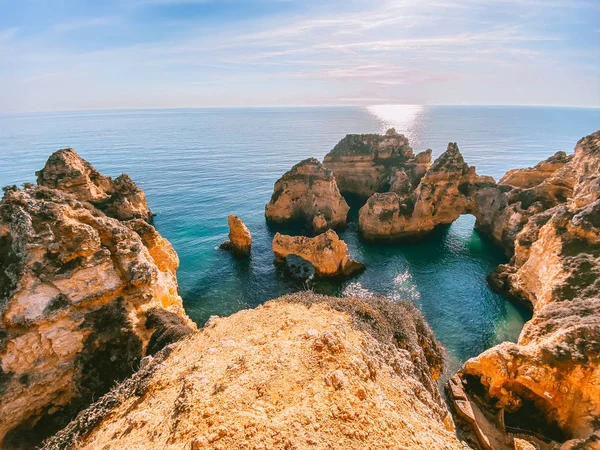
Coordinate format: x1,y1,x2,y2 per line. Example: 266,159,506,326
0,0,598,112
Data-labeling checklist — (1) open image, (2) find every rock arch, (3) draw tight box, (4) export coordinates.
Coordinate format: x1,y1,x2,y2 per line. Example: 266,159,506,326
272,230,364,278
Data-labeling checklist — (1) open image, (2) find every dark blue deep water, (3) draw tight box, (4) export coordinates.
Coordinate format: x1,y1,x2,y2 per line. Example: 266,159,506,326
1,105,598,369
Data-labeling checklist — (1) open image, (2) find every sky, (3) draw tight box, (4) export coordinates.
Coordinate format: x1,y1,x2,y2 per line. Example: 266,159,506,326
1,0,599,112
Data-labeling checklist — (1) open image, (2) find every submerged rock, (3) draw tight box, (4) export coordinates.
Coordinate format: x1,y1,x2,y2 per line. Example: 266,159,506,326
272,230,365,277
265,158,349,232
36,148,153,222
0,152,194,448
323,128,431,197
41,294,462,450
220,215,252,256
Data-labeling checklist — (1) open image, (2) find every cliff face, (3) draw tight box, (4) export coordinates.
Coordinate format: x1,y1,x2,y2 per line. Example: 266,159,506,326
458,131,600,443
0,150,194,449
42,294,463,450
265,158,349,233
323,128,431,198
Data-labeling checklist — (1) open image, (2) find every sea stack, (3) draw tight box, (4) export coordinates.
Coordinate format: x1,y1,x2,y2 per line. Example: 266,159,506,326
265,158,349,232
358,142,494,240
220,214,252,256
323,128,431,198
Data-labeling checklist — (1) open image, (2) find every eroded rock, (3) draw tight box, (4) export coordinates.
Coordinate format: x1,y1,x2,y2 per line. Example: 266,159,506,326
36,148,153,222
0,151,194,448
272,230,364,277
220,215,252,256
265,158,349,232
456,130,600,444
358,143,493,240
323,128,431,197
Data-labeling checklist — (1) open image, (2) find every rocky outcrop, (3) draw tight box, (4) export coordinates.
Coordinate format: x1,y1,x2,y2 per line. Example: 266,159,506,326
220,215,252,256
36,148,153,222
323,128,431,198
358,143,494,240
272,230,365,278
265,158,349,232
453,131,600,446
0,151,194,449
499,151,572,188
42,293,463,450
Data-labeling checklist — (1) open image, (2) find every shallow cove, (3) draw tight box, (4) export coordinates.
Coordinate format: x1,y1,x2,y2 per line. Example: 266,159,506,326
2,106,598,368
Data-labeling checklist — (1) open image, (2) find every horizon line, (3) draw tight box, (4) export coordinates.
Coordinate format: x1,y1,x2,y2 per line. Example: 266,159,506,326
1,103,599,116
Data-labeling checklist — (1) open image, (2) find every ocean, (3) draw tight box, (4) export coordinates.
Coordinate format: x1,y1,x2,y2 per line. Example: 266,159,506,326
1,105,598,369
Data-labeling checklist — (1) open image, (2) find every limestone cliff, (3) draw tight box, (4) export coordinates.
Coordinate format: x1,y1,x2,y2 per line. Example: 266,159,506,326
323,128,431,198
272,230,365,278
0,151,194,449
42,294,463,450
265,158,349,232
456,131,600,445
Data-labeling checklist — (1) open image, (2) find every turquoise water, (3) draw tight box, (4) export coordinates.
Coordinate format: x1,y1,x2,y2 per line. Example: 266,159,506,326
1,106,598,368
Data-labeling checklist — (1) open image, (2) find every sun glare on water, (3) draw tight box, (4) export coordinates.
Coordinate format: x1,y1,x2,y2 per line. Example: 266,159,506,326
366,104,425,137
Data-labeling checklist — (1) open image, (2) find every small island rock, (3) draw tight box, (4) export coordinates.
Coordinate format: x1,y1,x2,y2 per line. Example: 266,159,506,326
220,214,252,256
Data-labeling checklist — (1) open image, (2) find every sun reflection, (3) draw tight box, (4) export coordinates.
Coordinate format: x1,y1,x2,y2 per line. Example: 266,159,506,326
366,104,424,139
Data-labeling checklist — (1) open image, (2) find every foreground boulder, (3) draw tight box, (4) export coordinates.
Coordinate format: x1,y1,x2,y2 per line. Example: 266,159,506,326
36,148,153,222
272,230,365,278
42,294,463,450
220,215,252,256
265,158,349,232
0,151,194,449
323,128,431,198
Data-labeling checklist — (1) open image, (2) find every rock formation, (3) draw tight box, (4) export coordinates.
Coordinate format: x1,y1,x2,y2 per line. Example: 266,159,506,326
272,230,365,278
0,151,194,449
36,148,154,222
499,151,572,188
220,215,252,256
42,293,463,450
323,128,431,198
265,158,349,233
269,128,600,447
358,143,495,240
454,131,600,446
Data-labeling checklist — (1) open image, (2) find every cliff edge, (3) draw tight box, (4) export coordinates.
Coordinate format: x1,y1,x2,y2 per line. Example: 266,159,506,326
42,294,464,450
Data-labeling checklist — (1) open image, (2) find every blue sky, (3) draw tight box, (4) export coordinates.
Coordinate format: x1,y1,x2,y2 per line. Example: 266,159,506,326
1,0,599,112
